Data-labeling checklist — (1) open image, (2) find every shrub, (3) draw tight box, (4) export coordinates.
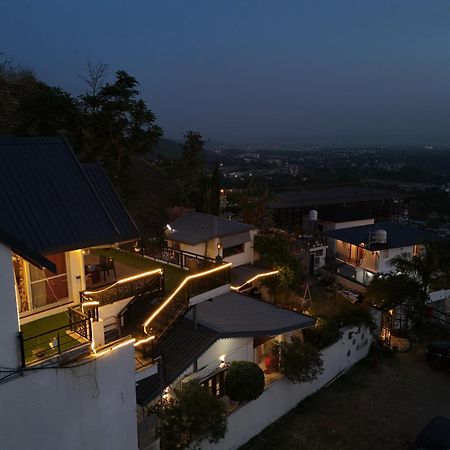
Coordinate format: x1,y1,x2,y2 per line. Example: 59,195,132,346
304,317,341,349
158,380,226,450
224,361,265,403
272,336,324,383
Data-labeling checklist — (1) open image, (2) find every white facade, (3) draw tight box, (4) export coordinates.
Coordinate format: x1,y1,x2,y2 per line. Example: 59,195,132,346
168,229,257,268
0,343,138,450
0,242,140,450
335,238,418,285
201,325,374,450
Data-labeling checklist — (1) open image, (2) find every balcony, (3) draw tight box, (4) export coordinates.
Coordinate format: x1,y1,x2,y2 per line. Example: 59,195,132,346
19,309,91,366
80,247,231,370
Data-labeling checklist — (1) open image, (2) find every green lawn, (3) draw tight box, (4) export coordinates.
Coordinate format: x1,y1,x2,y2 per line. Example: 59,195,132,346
93,249,187,293
21,312,80,365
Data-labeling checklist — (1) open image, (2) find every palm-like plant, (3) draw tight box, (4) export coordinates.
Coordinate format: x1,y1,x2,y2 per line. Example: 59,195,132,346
389,241,450,293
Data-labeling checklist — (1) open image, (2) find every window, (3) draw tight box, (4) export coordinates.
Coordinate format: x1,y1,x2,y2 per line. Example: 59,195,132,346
223,243,244,258
202,369,226,398
13,252,69,314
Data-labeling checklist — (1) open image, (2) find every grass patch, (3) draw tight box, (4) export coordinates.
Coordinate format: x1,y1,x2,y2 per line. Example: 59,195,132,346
21,312,80,365
94,249,187,293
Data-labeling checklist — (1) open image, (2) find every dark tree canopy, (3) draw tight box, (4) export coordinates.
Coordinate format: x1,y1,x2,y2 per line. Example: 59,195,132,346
158,380,226,450
365,273,427,309
272,337,324,384
224,361,265,403
80,70,162,180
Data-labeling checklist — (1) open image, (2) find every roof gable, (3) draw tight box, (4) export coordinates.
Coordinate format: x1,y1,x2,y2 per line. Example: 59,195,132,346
325,222,441,249
168,212,254,245
0,137,139,254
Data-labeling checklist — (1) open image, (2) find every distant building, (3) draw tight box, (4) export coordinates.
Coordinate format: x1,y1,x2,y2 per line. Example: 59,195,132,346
326,222,440,286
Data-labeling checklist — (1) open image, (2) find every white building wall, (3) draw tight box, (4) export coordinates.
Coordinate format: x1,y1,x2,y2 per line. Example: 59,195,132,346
66,249,86,301
377,246,413,273
0,343,138,450
201,325,373,450
196,337,253,378
0,243,21,368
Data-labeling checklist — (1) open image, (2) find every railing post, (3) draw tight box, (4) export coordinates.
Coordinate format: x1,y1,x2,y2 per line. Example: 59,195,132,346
57,332,61,355
18,331,26,368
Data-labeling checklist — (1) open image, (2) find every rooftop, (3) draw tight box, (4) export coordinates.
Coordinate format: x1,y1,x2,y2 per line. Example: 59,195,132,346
186,291,315,337
168,212,254,245
325,222,441,249
0,137,138,254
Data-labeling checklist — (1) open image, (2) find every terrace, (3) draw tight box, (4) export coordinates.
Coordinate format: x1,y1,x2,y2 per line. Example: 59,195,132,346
19,247,231,369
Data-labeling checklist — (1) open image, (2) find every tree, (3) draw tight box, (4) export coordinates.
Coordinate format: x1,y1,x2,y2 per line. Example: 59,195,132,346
236,179,272,227
14,81,82,144
389,241,450,293
177,130,207,210
81,70,162,180
158,380,226,450
224,361,265,403
365,273,427,310
254,232,302,301
272,336,324,384
208,162,221,215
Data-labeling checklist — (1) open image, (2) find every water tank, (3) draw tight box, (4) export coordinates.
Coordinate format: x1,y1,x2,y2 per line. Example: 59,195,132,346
374,229,387,244
308,209,318,221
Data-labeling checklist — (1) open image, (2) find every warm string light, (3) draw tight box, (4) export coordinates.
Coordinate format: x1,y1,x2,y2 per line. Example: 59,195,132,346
83,269,162,296
230,270,279,291
140,262,232,336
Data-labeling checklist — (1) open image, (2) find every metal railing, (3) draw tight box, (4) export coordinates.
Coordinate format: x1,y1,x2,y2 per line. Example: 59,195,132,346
80,270,164,306
117,276,165,336
144,246,219,271
18,318,91,367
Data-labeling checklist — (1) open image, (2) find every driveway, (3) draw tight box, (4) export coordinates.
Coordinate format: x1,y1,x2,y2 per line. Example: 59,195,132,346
242,344,450,450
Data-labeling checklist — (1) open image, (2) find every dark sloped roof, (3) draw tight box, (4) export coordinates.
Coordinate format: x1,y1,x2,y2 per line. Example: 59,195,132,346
136,318,218,406
0,137,139,255
136,292,315,405
82,162,138,241
186,291,315,337
0,226,55,272
168,212,254,245
325,222,441,250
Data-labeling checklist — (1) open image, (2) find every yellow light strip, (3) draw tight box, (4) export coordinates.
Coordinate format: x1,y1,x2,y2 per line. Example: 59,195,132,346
142,262,232,335
92,338,136,358
134,335,155,346
83,269,162,296
230,270,279,291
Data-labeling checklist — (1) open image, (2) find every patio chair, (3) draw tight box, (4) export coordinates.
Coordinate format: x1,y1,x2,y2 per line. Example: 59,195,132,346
99,256,117,280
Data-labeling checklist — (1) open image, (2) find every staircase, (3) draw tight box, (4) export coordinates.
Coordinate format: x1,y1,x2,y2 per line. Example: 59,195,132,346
117,273,165,338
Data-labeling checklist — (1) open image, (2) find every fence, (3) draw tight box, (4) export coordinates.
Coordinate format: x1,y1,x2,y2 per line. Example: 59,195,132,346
19,317,92,366
200,325,374,450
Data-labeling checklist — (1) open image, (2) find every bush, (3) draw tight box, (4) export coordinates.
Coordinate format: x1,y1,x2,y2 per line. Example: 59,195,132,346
224,361,265,403
158,380,226,450
272,336,324,383
304,318,340,349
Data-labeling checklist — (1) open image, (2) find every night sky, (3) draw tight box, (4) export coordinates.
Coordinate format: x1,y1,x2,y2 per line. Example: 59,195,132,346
2,0,450,145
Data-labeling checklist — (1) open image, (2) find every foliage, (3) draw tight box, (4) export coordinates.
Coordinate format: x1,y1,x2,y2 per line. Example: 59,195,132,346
80,70,162,180
158,380,227,450
224,361,265,403
254,233,302,299
209,162,221,215
272,337,324,383
176,130,207,210
303,318,340,350
235,179,272,227
14,81,82,145
366,273,427,309
389,242,450,292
